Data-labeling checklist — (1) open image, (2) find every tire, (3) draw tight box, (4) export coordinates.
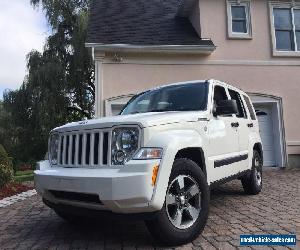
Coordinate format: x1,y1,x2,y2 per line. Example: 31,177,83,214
241,150,263,195
145,158,210,246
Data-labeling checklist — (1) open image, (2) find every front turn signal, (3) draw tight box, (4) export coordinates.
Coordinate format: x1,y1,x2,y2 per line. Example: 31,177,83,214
152,165,159,186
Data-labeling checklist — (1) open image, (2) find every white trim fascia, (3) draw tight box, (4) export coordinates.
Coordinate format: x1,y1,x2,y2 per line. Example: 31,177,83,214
287,141,300,146
85,43,216,54
101,58,300,66
273,51,300,57
94,55,105,118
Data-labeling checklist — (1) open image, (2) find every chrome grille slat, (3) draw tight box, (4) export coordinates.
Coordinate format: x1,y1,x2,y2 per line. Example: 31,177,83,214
68,135,73,166
57,135,62,165
62,135,67,165
71,134,76,165
107,131,112,166
90,133,95,166
99,132,103,165
82,133,87,167
75,134,79,165
58,130,109,168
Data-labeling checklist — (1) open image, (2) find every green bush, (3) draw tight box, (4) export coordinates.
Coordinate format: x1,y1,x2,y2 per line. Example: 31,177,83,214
0,145,13,188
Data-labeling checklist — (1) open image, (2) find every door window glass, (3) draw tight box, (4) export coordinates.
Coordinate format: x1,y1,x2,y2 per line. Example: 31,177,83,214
213,86,228,105
228,89,247,118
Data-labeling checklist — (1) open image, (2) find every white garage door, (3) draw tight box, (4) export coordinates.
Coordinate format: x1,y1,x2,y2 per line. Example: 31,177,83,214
255,106,276,166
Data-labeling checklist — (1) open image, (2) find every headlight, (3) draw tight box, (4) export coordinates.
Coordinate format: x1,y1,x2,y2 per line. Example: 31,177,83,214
49,133,59,165
133,148,163,160
111,127,139,165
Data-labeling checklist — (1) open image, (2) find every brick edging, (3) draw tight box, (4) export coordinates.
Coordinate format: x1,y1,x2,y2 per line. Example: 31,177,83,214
0,189,37,208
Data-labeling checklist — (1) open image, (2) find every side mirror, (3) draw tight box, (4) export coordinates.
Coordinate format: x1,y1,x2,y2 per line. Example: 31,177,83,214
213,100,238,116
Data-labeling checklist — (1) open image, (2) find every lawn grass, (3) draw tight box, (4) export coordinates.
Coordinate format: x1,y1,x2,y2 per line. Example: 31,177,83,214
14,170,34,183
15,170,34,176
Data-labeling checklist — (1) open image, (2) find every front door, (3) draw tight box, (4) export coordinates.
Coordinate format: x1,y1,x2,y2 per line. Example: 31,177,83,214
207,85,240,182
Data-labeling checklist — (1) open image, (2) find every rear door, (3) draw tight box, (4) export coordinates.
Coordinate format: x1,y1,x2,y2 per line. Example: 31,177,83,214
228,89,250,171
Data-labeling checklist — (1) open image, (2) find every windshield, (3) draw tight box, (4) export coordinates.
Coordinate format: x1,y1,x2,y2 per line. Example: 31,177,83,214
120,82,209,115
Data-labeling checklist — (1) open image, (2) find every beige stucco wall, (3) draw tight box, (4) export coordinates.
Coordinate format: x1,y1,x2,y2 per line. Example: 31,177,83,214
101,62,300,154
94,0,300,163
200,0,271,60
200,0,295,61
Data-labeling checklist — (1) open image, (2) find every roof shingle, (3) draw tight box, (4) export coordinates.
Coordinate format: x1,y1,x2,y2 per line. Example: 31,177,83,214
86,0,214,47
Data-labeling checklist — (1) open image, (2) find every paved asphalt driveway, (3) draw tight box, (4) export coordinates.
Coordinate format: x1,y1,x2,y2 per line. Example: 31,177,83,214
0,169,299,250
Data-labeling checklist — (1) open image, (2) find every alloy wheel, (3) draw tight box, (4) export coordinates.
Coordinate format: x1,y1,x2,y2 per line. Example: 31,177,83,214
165,175,201,229
254,157,262,186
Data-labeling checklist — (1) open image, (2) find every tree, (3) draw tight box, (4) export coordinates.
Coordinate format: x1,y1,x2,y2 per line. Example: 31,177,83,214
30,0,94,118
0,144,13,187
1,0,94,164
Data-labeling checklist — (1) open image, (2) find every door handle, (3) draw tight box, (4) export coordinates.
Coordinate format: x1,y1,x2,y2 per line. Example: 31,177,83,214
231,122,239,128
247,123,254,128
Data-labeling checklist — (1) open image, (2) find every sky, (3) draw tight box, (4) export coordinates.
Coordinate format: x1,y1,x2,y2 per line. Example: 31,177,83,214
0,0,49,99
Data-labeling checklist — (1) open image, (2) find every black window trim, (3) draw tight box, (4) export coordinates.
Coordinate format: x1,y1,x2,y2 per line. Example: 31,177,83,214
212,84,234,117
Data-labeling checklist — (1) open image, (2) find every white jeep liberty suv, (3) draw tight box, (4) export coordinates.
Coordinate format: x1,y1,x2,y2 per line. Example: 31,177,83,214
35,79,263,245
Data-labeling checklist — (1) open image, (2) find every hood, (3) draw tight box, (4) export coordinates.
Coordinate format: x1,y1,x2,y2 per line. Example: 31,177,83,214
53,111,209,132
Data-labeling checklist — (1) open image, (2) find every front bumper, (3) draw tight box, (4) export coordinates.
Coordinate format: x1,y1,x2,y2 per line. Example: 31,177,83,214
34,160,161,213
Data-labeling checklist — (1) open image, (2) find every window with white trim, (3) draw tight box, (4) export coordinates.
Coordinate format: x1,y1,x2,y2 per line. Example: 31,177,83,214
227,0,252,39
272,7,300,52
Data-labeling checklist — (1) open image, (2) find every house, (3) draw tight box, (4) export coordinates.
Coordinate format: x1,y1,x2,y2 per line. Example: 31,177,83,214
85,0,300,168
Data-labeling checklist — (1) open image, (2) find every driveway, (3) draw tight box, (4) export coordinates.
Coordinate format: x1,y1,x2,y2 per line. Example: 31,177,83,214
0,169,299,250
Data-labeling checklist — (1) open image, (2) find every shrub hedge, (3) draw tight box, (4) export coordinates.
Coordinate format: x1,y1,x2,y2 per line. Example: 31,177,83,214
0,145,13,188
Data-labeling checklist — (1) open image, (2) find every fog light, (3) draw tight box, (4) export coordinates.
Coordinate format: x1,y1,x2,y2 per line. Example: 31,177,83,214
115,150,126,164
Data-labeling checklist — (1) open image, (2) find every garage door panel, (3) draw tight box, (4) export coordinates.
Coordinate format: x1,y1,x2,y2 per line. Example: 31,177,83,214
259,121,273,128
263,145,274,151
261,135,275,144
263,150,275,159
264,160,276,167
255,106,276,167
258,118,272,124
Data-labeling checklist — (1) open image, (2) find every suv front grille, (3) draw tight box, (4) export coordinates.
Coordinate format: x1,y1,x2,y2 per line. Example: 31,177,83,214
58,130,110,167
